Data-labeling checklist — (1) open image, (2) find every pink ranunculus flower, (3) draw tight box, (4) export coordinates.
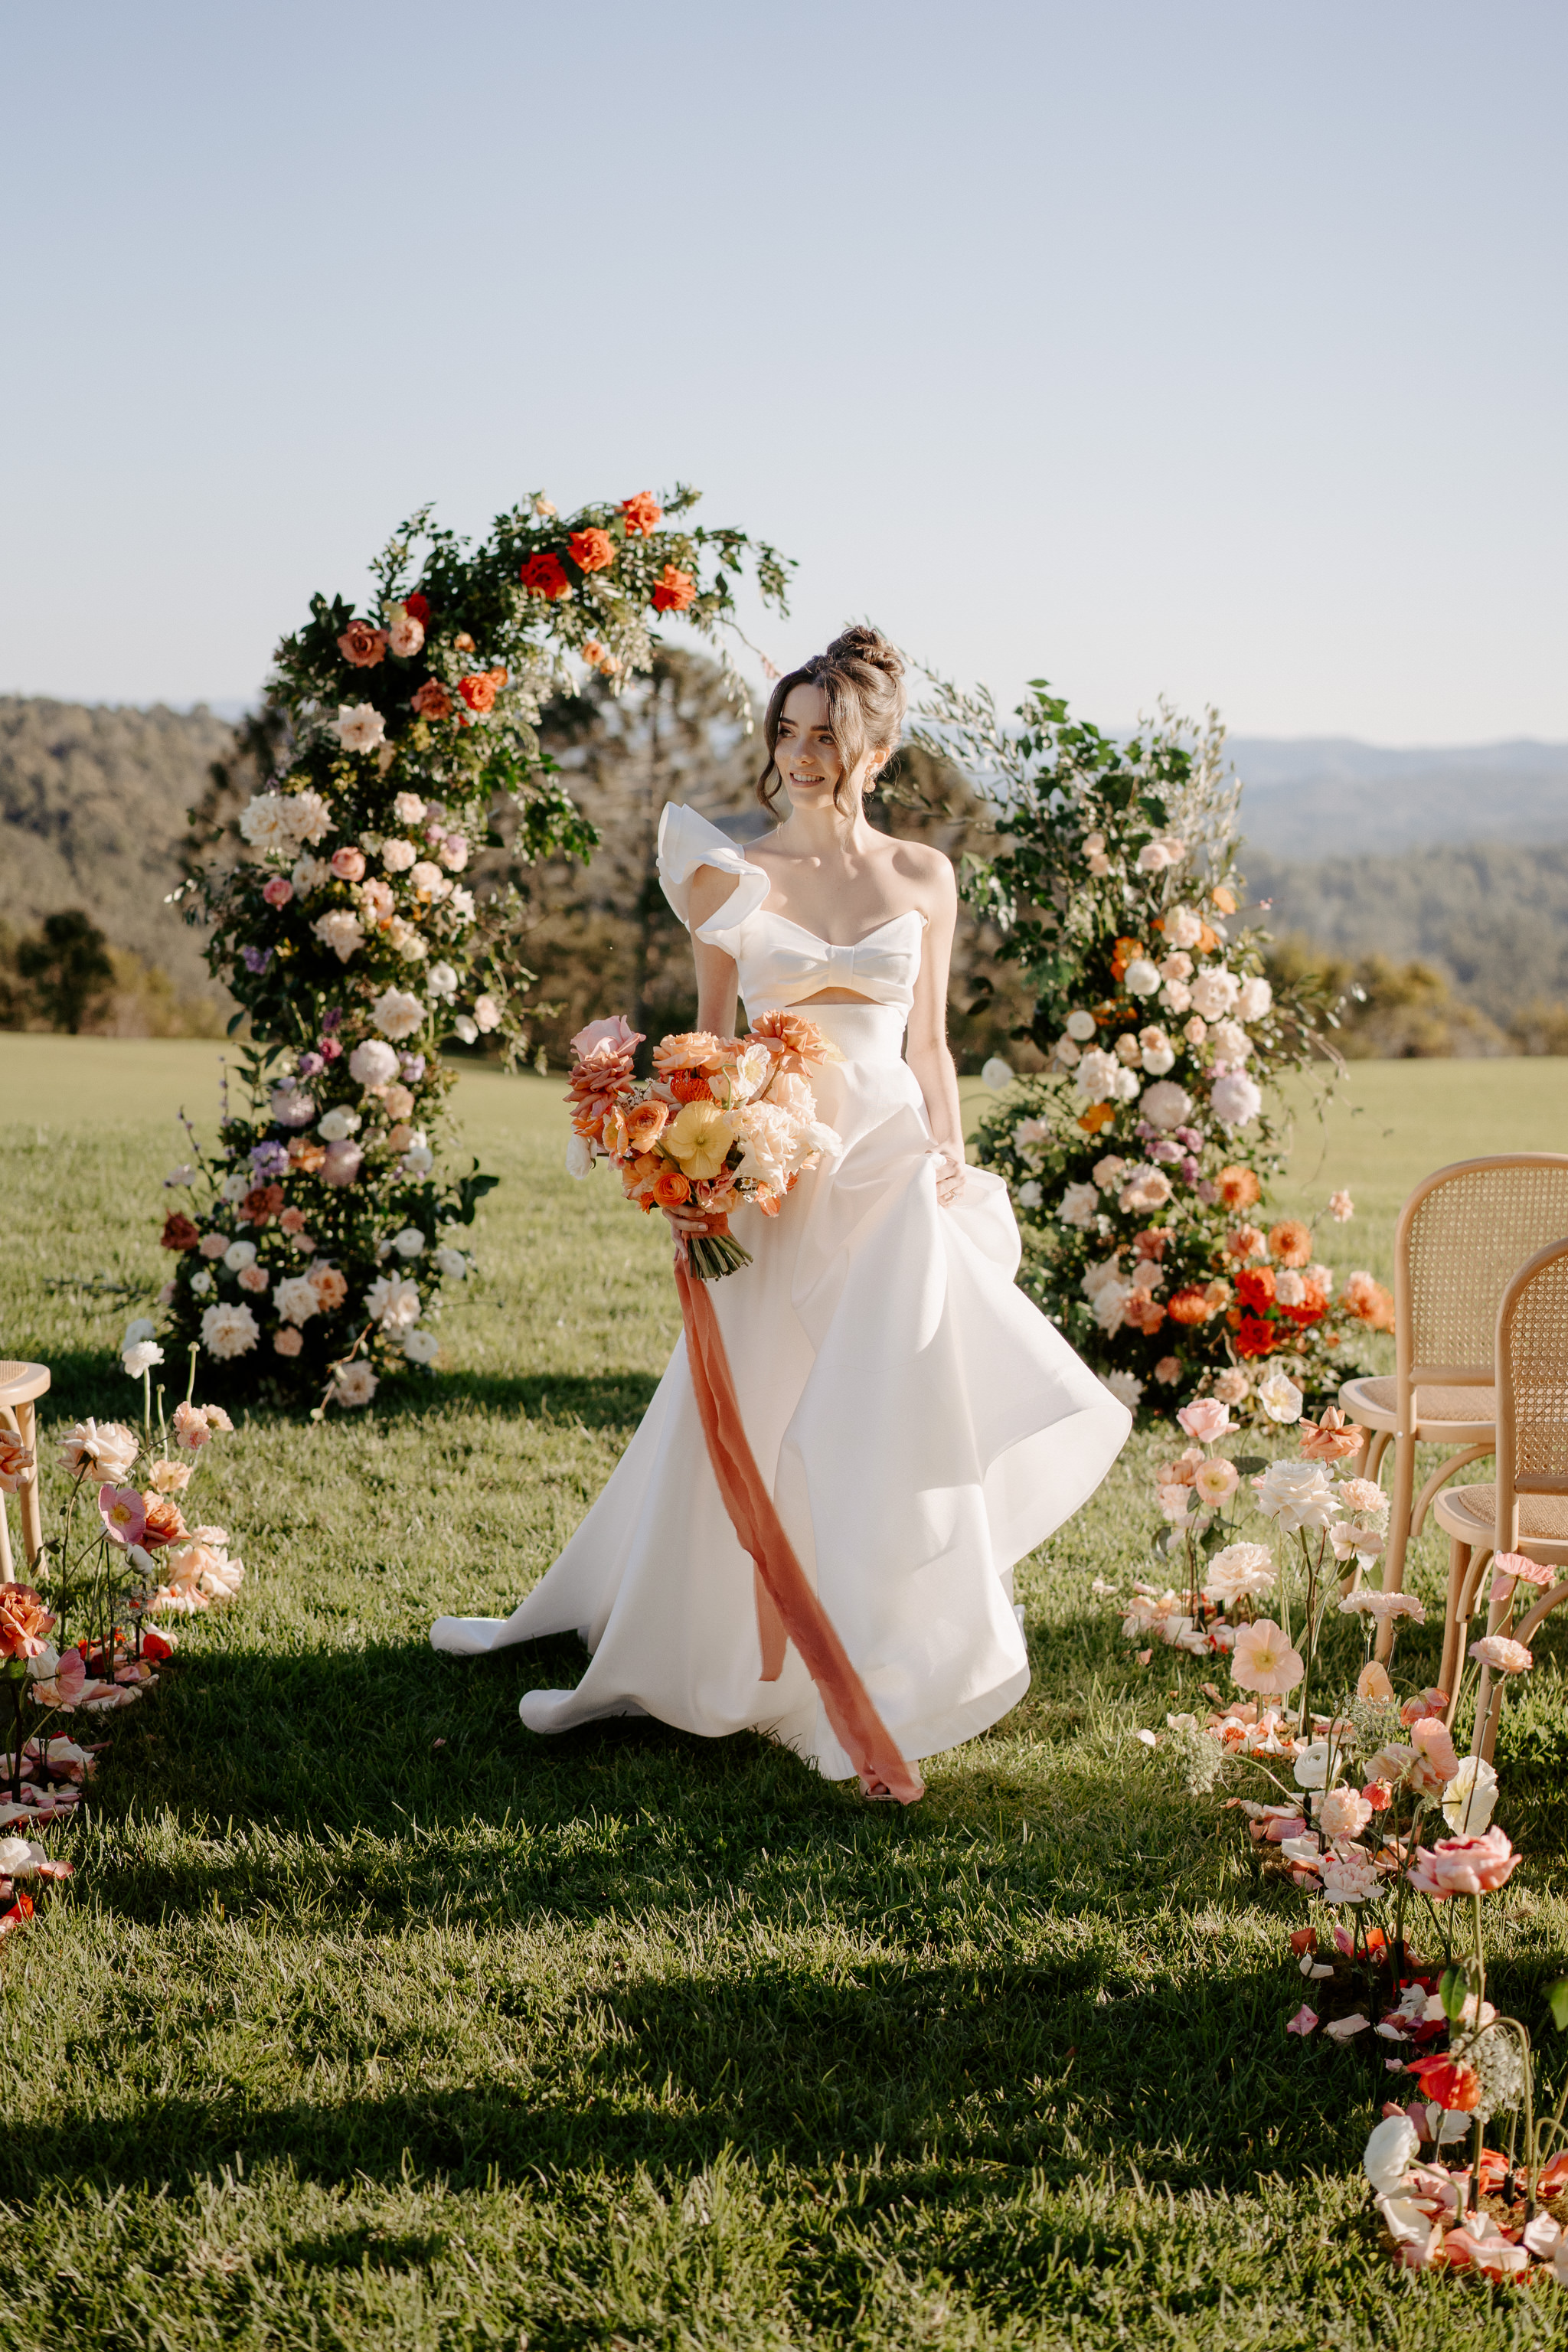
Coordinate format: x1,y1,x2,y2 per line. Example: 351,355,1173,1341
98,1485,146,1548
1318,1784,1374,1838
262,876,293,908
1470,1633,1534,1674
570,1014,643,1061
330,847,367,882
1406,1826,1520,1899
1176,1398,1230,1445
1230,1618,1305,1698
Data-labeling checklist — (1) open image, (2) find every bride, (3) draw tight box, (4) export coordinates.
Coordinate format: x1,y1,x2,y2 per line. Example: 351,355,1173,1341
431,626,1130,1794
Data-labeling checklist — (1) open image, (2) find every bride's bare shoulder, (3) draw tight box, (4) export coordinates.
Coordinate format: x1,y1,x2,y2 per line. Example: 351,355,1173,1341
882,835,956,906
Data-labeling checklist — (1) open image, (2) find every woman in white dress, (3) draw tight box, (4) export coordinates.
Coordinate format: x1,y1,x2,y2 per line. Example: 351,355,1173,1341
432,626,1130,1795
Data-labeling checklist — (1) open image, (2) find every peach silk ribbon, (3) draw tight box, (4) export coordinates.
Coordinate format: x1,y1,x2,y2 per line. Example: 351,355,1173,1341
675,1255,923,1805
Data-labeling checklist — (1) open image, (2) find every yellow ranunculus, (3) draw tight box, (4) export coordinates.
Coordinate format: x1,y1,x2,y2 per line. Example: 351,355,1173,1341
665,1100,734,1181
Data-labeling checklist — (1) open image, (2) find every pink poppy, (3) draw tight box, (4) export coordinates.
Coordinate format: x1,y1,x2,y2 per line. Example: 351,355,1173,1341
97,1485,146,1548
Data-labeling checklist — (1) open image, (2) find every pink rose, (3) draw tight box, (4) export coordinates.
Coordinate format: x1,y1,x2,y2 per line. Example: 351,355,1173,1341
320,1141,364,1188
360,879,395,926
570,1014,642,1060
331,848,366,883
273,1328,304,1357
263,876,293,908
1406,1826,1520,1899
198,1233,229,1259
439,833,469,871
1176,1398,1230,1445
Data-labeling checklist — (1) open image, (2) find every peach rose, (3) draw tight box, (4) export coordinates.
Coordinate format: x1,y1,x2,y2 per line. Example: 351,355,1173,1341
624,1100,670,1152
338,619,387,667
361,878,395,926
139,1493,187,1551
412,678,452,720
273,1328,303,1357
309,1265,348,1312
331,847,366,882
459,669,501,714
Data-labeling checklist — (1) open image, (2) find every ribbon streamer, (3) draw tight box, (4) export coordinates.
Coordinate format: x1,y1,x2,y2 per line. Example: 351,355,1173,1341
675,1255,923,1805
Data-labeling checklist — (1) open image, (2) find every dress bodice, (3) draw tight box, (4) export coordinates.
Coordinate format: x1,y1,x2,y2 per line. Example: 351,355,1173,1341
657,801,925,1019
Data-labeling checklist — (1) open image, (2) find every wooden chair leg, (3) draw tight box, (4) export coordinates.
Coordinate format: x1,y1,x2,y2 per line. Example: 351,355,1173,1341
15,1400,42,1578
1439,1537,1472,1712
0,1488,11,1583
1376,1432,1419,1661
1365,1430,1392,1486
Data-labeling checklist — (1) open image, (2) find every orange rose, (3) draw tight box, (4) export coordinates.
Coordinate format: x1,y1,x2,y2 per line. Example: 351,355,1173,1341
1125,1296,1167,1334
651,564,696,613
459,670,498,714
569,528,615,573
654,1168,691,1208
623,1100,670,1152
1109,936,1143,982
1217,1164,1261,1210
160,1212,200,1251
619,492,662,537
1268,1219,1312,1266
309,1265,348,1312
412,678,452,720
338,619,387,667
139,1493,187,1550
521,551,570,599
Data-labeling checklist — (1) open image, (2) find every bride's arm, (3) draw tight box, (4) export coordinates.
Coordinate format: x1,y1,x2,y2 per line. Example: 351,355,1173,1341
904,855,968,1207
687,864,741,1037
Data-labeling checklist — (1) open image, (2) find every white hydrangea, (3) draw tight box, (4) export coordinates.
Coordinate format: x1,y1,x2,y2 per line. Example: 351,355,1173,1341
1211,1072,1263,1128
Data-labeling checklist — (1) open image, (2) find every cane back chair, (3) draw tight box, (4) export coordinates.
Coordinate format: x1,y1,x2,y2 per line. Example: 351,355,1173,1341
0,1360,50,1583
1338,1155,1568,1656
1434,1236,1568,1765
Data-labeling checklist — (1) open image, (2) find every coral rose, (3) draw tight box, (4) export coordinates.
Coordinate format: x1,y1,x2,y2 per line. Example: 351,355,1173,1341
309,1265,348,1312
411,678,452,720
139,1493,187,1550
569,527,616,573
619,492,662,537
521,551,570,599
262,875,293,908
651,564,697,613
160,1212,200,1252
1268,1220,1312,1266
1166,1289,1210,1326
338,619,387,667
1217,1164,1261,1210
459,668,502,714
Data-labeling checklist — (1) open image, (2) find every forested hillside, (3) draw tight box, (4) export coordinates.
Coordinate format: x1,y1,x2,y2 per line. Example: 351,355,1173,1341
1230,736,1568,858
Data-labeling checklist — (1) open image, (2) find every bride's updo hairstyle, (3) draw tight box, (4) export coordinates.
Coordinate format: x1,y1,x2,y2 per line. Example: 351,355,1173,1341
756,623,908,814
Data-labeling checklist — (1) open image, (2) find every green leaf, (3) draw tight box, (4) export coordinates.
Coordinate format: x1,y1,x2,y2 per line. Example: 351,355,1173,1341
1547,1979,1568,2032
1231,1455,1269,1477
1439,1966,1470,2024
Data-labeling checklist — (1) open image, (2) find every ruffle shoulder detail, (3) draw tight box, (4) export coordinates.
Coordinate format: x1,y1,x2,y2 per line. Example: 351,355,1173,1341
657,802,769,950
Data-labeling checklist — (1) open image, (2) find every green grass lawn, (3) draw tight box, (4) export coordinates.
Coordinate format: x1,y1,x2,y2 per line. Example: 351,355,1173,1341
2,1037,1567,2349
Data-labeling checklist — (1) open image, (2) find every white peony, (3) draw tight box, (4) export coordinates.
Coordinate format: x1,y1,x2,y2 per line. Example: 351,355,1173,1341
1058,1181,1099,1228
1236,975,1273,1021
1075,1047,1120,1104
1190,968,1239,1021
403,1328,440,1365
313,910,364,964
1122,958,1161,998
1257,1369,1304,1423
434,1246,469,1280
273,1275,321,1326
391,1227,426,1259
1138,1080,1192,1132
201,1301,260,1360
332,704,387,753
1211,1072,1262,1128
223,1240,257,1272
317,1107,362,1142
365,1273,420,1331
349,1039,400,1088
393,792,426,823
371,988,425,1040
1065,1010,1098,1042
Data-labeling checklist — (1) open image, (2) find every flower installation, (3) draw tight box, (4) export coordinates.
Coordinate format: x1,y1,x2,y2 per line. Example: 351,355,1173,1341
162,489,791,1407
564,1012,842,1279
911,678,1393,1419
0,1331,246,1943
1127,1390,1566,2277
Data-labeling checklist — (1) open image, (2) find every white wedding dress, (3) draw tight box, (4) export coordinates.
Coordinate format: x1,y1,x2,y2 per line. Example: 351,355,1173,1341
430,803,1131,1782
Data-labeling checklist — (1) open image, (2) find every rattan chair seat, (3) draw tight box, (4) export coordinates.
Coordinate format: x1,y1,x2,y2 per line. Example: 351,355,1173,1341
1340,1374,1496,1431
1435,1482,1568,1547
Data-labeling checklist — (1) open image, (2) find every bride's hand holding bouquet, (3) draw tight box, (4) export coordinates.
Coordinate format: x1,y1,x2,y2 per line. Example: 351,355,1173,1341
564,1013,844,1277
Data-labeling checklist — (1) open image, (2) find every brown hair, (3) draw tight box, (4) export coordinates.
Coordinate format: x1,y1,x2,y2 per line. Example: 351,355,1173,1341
756,623,908,814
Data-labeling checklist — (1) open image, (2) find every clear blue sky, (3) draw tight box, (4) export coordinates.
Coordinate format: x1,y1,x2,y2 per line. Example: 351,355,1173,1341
2,1,1563,742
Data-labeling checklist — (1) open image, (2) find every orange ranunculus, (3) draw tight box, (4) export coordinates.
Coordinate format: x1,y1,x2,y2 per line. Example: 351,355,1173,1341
1236,1266,1276,1312
1211,885,1237,914
669,1070,714,1103
623,1100,670,1152
459,670,499,714
1233,1315,1278,1359
161,1211,200,1251
521,551,570,599
289,1137,326,1172
1224,1223,1266,1261
338,619,387,667
309,1265,348,1312
1167,1289,1210,1326
242,1183,284,1227
1109,937,1143,983
569,528,615,573
412,678,452,720
1268,1219,1312,1266
652,1031,731,1075
620,492,662,537
651,564,696,613
1125,1296,1167,1335
139,1492,187,1550
1078,1103,1116,1135
654,1168,691,1208
1217,1164,1261,1210
1342,1271,1396,1332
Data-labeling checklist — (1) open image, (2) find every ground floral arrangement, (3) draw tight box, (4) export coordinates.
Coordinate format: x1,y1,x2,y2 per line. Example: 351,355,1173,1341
913,679,1390,1422
1119,1389,1568,2281
0,1333,245,1943
162,488,789,1410
564,1011,841,1278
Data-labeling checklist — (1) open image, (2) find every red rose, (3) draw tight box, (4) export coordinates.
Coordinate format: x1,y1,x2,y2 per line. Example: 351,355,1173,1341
619,492,662,537
337,619,387,668
160,1212,200,1252
1233,1315,1278,1359
568,528,615,573
521,551,570,599
651,564,697,613
412,678,452,720
1236,1266,1276,1313
404,592,430,626
241,1182,284,1227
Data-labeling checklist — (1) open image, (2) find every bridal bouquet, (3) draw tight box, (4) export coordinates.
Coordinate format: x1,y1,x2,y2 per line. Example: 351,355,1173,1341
564,1013,842,1279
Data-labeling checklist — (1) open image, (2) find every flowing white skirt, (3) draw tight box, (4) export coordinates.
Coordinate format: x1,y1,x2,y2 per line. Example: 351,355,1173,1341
431,1004,1131,1779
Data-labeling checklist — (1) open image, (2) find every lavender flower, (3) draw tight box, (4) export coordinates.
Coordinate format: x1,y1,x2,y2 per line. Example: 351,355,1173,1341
242,946,272,975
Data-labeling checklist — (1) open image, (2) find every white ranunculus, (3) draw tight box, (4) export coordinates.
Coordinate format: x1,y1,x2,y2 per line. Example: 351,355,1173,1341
190,1269,214,1297
1141,1043,1175,1076
312,909,364,964
1065,1010,1098,1042
1257,1369,1305,1423
1211,1072,1263,1128
1138,1080,1192,1132
1016,1179,1044,1209
434,1246,469,1280
1363,2114,1419,2199
1292,1739,1344,1791
1236,975,1273,1021
349,1039,400,1088
365,1273,420,1331
1443,1756,1499,1835
403,1328,440,1365
273,1275,321,1327
332,704,387,753
403,1144,436,1176
1190,968,1239,1021
201,1301,260,1361
220,1170,249,1203
1058,1181,1099,1227
223,1240,257,1272
122,1341,164,1379
427,962,459,1002
391,1227,426,1259
1253,1459,1340,1534
1123,958,1161,998
980,1056,1014,1091
1075,1047,1120,1104
317,1107,361,1142
371,987,425,1040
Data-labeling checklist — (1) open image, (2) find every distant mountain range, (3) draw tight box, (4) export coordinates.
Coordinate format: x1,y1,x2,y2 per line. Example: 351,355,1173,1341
1229,737,1568,860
